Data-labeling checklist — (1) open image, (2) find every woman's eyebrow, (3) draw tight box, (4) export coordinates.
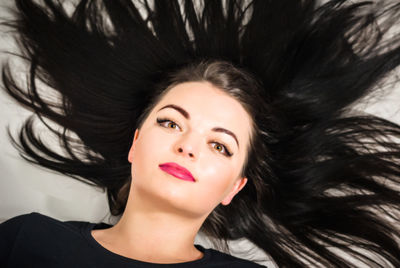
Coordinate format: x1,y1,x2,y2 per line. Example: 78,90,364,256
157,104,240,149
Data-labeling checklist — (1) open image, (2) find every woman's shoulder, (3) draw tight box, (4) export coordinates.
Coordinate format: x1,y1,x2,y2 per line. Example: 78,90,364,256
2,212,56,223
0,212,92,241
0,212,99,265
0,212,43,233
1,212,82,228
0,212,64,261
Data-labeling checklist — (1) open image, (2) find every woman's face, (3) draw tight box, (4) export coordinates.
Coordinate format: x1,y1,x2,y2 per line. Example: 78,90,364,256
127,81,252,218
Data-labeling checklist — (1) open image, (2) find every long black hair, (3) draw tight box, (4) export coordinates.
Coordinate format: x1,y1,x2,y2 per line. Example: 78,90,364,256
2,0,400,266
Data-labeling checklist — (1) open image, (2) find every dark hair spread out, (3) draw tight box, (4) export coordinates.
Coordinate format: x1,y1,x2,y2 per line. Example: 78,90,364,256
2,0,400,266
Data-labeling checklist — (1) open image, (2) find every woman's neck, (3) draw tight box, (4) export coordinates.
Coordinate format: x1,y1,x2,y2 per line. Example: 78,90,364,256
91,187,207,263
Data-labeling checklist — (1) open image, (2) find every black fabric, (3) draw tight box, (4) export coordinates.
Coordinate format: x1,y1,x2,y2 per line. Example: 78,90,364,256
0,212,265,267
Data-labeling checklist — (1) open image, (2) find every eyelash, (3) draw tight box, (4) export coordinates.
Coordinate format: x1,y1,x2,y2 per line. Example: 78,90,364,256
156,117,233,157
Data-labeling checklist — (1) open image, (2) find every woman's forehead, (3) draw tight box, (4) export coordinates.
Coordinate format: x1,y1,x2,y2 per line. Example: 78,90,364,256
158,82,245,113
157,82,250,120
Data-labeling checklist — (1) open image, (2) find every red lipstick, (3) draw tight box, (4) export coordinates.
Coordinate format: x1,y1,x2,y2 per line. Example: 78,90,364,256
159,162,196,182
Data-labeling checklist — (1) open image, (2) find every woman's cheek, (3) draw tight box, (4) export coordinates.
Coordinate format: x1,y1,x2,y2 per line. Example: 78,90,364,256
131,135,154,180
131,130,174,180
200,164,234,201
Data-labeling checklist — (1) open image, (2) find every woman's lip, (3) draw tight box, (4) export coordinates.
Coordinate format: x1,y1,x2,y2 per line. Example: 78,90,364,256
159,162,196,182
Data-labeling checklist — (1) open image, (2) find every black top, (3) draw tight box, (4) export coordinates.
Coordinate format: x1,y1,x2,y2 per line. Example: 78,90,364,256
0,212,265,267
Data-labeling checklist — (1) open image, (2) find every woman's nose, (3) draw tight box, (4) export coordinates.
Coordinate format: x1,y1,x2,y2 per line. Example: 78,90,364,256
177,147,194,158
175,134,199,159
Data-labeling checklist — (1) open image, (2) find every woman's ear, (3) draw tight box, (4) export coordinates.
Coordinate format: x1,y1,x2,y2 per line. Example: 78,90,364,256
221,177,248,206
128,129,140,163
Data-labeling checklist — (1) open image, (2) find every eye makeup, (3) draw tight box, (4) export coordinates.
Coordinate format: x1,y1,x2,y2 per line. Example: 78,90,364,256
156,117,233,157
157,104,240,149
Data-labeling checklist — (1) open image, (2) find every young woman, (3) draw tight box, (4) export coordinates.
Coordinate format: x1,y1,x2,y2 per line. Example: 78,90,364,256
1,0,400,267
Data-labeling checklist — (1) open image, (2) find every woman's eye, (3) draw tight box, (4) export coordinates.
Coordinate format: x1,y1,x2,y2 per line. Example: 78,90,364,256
211,142,233,157
156,117,233,157
157,118,180,130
